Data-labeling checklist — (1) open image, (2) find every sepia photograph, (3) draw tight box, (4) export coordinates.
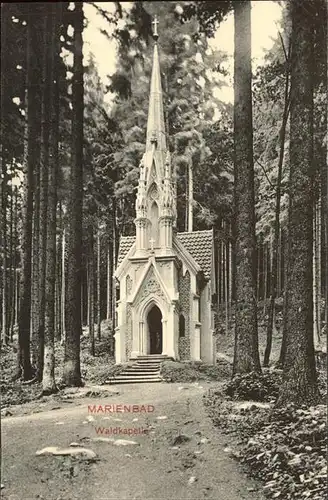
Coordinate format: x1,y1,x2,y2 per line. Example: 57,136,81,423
0,1,327,499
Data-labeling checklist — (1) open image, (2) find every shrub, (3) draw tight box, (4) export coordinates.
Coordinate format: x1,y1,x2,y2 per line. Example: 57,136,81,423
224,370,281,402
160,360,231,383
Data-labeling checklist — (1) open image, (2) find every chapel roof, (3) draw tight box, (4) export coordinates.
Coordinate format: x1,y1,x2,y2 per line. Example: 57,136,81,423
117,230,213,280
117,235,135,266
176,230,213,280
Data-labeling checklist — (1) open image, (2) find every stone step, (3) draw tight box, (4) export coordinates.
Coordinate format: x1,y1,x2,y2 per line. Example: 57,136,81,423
135,362,161,368
136,355,169,360
107,372,162,379
120,370,160,376
111,373,161,379
135,359,162,364
106,377,163,385
124,366,160,372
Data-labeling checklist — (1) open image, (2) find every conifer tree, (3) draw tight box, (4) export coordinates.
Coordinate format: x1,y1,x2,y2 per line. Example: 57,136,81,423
232,1,261,375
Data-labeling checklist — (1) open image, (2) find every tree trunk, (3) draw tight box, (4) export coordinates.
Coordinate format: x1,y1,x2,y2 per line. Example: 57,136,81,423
106,241,112,320
111,198,117,356
263,243,268,315
277,228,282,297
228,234,232,313
313,201,319,345
30,14,43,366
18,4,40,380
56,225,62,341
224,236,229,334
264,42,290,366
88,231,95,356
315,197,321,342
232,1,261,375
7,171,14,339
277,226,290,368
256,241,260,302
277,0,319,406
10,186,18,340
0,4,9,345
96,225,101,340
38,7,52,380
63,2,84,386
43,3,60,394
1,168,8,344
188,159,193,232
218,238,222,306
61,226,66,343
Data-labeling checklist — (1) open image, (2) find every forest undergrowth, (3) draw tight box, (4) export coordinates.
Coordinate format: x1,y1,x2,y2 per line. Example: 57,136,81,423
204,360,327,500
0,321,117,409
204,304,327,500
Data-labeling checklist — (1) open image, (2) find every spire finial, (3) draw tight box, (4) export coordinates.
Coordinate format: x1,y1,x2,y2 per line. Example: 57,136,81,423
152,15,159,41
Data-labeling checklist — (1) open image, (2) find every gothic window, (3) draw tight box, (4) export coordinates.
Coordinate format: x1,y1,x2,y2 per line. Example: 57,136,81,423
148,182,158,200
179,314,185,338
126,275,132,296
150,201,159,246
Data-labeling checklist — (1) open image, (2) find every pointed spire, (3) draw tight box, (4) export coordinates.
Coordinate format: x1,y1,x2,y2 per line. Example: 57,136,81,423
146,16,166,152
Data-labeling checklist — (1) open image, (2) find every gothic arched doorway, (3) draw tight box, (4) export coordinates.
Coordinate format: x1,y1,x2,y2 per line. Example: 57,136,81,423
147,305,162,354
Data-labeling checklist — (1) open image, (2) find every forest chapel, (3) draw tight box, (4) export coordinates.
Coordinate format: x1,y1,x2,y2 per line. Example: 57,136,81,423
114,17,215,365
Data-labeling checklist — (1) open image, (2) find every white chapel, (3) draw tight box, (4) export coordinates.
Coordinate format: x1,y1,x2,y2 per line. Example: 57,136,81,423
114,18,215,365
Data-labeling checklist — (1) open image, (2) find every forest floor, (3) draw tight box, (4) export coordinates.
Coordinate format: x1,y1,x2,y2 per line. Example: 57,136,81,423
1,381,266,500
1,315,326,500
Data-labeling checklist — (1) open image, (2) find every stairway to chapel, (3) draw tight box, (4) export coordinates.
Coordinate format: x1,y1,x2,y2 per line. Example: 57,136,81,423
106,355,169,384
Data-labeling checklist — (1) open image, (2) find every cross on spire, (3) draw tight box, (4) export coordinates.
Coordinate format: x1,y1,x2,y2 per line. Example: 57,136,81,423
152,15,159,41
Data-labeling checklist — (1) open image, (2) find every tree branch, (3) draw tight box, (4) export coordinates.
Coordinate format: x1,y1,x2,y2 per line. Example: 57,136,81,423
255,158,275,189
278,30,288,63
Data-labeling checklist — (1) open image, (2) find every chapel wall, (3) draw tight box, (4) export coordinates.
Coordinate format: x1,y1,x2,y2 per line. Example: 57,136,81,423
178,268,191,360
125,302,133,360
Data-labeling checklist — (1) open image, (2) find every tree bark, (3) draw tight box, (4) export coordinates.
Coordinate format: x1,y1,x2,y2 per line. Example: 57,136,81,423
0,5,9,344
38,7,52,380
264,41,290,366
18,3,40,380
232,1,261,375
106,240,112,321
63,2,84,386
7,166,14,338
188,159,193,232
313,200,319,345
96,224,101,340
30,11,43,366
1,167,8,344
10,186,18,340
224,235,229,334
61,226,66,343
88,230,95,356
111,198,118,356
263,243,268,315
277,0,319,406
43,3,60,394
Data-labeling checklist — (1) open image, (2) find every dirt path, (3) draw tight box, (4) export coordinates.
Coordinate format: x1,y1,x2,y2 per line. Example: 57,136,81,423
1,382,265,500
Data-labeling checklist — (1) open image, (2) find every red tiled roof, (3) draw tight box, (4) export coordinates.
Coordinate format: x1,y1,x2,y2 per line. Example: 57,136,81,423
117,236,135,266
116,230,213,280
177,230,213,280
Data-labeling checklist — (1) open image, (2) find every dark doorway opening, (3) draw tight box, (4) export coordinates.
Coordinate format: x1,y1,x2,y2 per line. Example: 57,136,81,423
147,305,162,354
